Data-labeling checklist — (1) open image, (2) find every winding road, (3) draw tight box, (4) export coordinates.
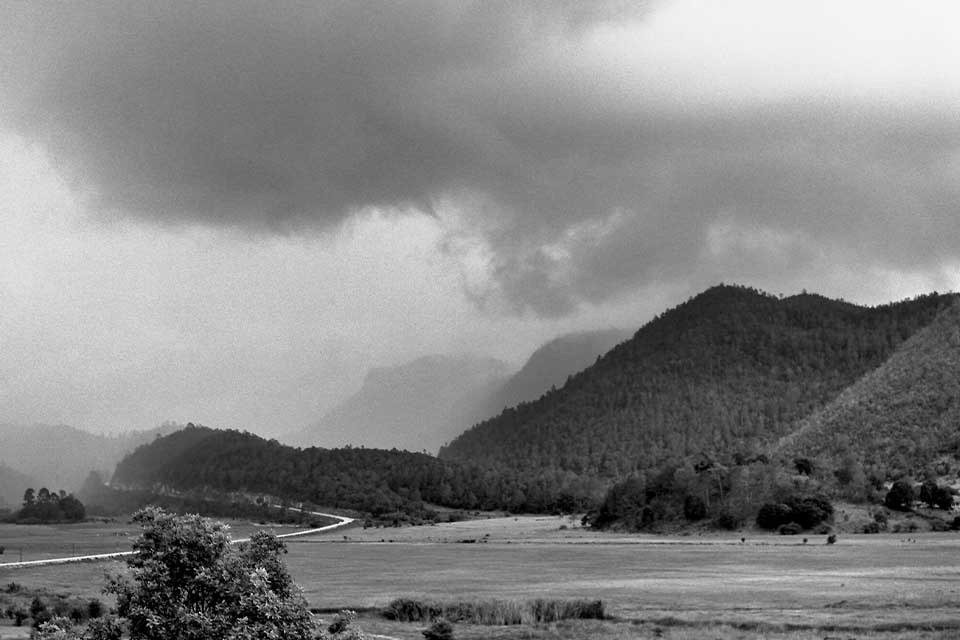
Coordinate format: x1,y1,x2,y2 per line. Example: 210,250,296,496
0,508,354,569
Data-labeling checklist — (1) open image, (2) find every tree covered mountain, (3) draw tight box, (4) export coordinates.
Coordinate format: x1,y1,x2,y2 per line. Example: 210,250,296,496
779,298,960,484
440,285,957,481
285,354,510,453
111,425,596,518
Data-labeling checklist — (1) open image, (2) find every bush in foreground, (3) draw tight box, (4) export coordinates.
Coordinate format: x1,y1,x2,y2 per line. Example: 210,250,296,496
30,507,363,640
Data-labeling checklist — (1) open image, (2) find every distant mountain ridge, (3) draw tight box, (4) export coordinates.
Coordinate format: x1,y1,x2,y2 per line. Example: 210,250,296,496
288,329,631,453
287,354,510,452
484,328,631,415
0,422,180,493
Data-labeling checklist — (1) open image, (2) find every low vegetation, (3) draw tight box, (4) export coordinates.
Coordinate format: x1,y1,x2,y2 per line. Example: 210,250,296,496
382,597,604,625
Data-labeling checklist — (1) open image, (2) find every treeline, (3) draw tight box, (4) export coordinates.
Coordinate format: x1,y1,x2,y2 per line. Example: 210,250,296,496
110,425,600,519
11,487,85,523
441,286,956,482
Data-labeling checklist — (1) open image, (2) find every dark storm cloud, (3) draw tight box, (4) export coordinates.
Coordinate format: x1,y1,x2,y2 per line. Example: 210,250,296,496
2,1,959,315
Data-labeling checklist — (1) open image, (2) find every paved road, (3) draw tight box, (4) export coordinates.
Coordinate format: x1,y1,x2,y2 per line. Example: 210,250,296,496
0,509,354,569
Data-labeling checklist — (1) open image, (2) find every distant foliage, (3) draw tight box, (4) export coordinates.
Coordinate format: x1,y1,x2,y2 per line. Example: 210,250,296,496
919,480,954,510
756,495,833,531
884,480,916,511
15,488,84,523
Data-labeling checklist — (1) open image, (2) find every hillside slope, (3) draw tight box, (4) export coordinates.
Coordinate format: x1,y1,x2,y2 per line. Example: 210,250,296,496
484,329,631,415
440,285,957,479
780,299,960,478
111,424,583,516
287,354,509,452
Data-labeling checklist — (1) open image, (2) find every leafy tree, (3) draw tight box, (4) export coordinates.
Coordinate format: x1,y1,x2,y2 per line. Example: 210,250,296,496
884,480,915,511
105,507,320,640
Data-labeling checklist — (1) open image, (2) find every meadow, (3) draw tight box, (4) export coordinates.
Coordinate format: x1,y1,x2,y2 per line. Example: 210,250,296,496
3,516,960,639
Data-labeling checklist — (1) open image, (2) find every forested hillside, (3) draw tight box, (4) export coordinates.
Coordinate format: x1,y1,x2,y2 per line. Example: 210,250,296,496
440,285,957,480
112,425,597,518
780,299,960,483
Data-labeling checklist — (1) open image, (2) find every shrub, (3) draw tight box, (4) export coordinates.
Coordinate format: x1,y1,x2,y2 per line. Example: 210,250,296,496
756,503,792,530
87,599,103,619
713,512,741,531
777,522,802,535
322,610,366,640
862,521,881,534
757,495,833,531
826,534,837,544
929,518,951,532
422,617,454,640
885,480,915,511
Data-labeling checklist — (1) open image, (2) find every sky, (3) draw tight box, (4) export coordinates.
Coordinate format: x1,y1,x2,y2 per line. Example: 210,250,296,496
1,0,959,436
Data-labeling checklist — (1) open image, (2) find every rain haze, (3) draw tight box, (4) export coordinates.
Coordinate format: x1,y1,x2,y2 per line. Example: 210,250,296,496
2,0,959,437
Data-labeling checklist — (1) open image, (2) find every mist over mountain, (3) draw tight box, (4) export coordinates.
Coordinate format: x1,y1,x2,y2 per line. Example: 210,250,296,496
286,354,510,452
484,329,631,416
0,463,38,508
0,422,181,493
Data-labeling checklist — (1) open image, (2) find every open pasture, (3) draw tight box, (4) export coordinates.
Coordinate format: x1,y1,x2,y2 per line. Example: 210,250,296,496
283,534,960,630
0,518,318,564
4,516,960,638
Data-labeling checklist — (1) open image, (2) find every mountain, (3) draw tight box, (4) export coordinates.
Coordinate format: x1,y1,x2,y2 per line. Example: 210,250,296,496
0,463,39,509
484,329,631,415
286,354,510,452
779,298,960,479
0,422,180,492
440,285,957,480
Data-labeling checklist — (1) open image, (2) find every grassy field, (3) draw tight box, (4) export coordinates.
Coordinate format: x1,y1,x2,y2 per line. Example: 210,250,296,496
3,515,960,639
0,518,324,563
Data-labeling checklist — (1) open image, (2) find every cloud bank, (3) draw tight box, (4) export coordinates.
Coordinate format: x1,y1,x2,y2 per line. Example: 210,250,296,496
3,0,960,315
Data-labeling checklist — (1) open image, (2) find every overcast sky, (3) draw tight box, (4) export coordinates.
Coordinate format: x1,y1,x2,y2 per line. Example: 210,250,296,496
2,0,959,436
